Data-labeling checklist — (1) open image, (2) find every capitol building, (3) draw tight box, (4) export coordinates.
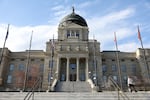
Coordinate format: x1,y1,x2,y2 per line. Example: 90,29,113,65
0,8,150,92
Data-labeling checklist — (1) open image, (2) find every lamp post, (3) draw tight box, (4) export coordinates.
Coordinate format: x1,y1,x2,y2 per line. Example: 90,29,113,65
88,71,91,79
47,76,53,92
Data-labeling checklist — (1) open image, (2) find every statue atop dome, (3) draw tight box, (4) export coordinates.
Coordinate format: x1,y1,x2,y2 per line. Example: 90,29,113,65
72,6,75,14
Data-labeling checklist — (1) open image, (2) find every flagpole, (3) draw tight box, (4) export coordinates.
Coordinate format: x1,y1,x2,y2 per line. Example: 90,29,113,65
0,24,9,84
23,31,33,91
51,34,54,85
0,24,10,67
48,34,54,91
93,35,98,87
137,26,150,88
114,32,122,91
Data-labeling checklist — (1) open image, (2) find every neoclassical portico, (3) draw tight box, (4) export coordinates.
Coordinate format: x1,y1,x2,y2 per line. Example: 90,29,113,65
56,56,89,82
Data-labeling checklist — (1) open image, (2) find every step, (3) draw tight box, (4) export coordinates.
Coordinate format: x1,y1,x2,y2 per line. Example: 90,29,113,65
0,91,150,100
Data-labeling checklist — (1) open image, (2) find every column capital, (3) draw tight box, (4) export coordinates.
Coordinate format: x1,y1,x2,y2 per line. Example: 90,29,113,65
57,56,60,59
66,57,70,59
76,57,80,59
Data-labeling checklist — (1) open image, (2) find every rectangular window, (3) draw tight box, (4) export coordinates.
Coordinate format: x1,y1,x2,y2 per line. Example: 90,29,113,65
67,33,70,38
40,64,44,72
67,30,70,34
71,30,75,36
103,76,107,81
121,59,125,62
123,75,127,83
11,58,15,61
7,75,12,83
76,33,79,37
31,59,34,61
40,59,44,61
112,65,117,71
9,64,15,71
20,59,25,61
76,30,79,38
102,65,107,73
131,64,136,74
18,64,25,71
112,59,115,61
121,65,126,72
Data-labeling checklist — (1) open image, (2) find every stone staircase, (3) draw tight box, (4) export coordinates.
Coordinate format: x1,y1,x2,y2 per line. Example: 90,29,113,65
0,91,150,100
55,81,92,92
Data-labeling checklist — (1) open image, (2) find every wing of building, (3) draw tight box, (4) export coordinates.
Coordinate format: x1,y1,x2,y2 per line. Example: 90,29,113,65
0,8,150,92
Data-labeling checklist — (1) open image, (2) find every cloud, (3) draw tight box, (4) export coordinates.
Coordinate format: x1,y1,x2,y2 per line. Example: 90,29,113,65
78,1,95,8
49,5,71,25
86,7,137,51
145,2,150,9
0,24,57,51
118,42,139,52
51,5,64,11
88,7,135,32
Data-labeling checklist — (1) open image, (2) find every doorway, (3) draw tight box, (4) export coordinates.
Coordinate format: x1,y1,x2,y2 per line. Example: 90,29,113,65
69,58,76,81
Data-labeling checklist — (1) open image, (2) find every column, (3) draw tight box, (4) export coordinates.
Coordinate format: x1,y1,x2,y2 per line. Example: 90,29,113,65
76,57,79,81
86,58,89,81
66,57,70,81
56,57,60,79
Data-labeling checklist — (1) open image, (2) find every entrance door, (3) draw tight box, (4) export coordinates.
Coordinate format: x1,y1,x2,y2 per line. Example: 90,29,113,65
70,74,76,81
69,58,76,81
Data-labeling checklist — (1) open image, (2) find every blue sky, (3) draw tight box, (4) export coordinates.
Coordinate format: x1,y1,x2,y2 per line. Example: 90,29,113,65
0,0,150,52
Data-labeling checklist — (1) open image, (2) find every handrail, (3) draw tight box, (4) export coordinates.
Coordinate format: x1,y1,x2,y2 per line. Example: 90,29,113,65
108,77,130,100
23,77,41,100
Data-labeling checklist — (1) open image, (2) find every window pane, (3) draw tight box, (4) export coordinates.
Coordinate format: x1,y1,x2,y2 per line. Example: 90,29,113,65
76,33,79,37
71,30,75,36
7,75,12,83
67,30,70,38
76,30,79,37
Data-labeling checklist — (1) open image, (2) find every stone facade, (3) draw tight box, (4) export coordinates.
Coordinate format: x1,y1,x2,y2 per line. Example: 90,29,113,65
0,9,150,92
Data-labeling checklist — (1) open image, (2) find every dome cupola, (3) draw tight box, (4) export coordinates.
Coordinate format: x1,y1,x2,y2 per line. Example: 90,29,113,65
59,7,88,27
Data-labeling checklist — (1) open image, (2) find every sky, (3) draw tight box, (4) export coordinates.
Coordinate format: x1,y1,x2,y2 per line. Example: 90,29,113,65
0,0,150,52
